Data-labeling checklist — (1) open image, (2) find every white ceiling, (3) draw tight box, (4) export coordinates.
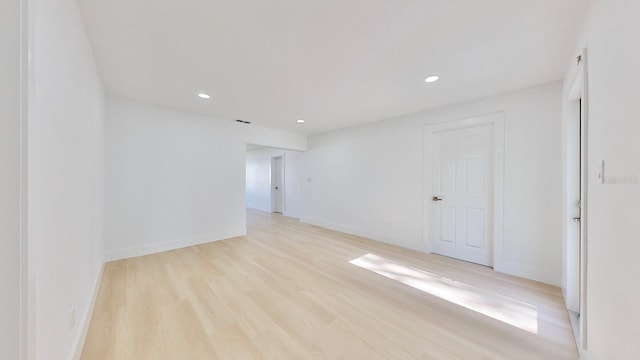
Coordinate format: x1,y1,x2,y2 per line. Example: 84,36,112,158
78,0,587,135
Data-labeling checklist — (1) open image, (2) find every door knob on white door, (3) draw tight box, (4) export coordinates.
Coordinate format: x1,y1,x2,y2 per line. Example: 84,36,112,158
432,196,443,202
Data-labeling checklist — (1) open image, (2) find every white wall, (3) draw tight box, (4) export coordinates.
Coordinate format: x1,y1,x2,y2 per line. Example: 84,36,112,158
245,147,303,218
244,126,307,153
283,150,303,218
302,82,563,285
0,0,24,358
105,98,306,261
565,0,640,357
245,149,273,213
28,0,105,358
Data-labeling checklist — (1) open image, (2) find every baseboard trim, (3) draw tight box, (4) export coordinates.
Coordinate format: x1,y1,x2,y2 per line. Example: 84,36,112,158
299,217,422,252
283,210,300,219
580,348,589,360
303,217,559,286
246,205,270,213
70,262,104,360
494,260,560,286
105,228,247,262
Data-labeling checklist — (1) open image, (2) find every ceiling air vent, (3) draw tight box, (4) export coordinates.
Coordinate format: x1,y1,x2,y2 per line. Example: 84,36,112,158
235,119,251,124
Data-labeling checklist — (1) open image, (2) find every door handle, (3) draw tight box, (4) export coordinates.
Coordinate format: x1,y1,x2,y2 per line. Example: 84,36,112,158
432,196,443,202
573,217,581,223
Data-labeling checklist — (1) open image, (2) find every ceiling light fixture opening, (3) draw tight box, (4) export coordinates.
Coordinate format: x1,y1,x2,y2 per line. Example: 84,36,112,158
424,75,440,83
198,92,211,99
297,119,305,123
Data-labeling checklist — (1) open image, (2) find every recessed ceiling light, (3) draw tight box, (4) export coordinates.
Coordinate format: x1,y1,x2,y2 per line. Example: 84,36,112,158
424,75,440,83
297,119,305,123
198,92,211,99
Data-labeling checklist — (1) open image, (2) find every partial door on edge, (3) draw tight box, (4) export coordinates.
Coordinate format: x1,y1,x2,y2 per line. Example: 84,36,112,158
271,156,284,214
431,124,494,266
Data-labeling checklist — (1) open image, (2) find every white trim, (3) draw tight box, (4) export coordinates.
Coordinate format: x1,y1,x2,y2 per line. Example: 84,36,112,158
579,48,590,353
422,112,505,268
563,48,589,354
69,263,104,360
497,260,561,286
580,349,589,360
105,228,247,261
20,0,30,358
300,217,423,252
282,212,299,220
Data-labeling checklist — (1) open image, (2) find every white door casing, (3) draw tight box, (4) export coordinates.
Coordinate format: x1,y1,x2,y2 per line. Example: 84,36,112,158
564,48,589,353
423,113,505,268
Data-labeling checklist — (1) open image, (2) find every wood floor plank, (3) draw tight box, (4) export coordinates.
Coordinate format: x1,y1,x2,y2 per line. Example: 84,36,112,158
81,210,578,359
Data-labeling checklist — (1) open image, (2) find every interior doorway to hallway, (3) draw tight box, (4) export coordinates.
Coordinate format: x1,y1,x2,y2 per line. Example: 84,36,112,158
271,155,284,214
245,144,303,219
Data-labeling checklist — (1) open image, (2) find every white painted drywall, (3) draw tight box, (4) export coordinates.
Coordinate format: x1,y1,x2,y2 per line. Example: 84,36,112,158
283,150,303,219
245,149,273,213
245,148,303,218
243,125,307,152
564,0,640,357
28,0,105,358
105,98,306,260
0,0,23,358
302,82,564,285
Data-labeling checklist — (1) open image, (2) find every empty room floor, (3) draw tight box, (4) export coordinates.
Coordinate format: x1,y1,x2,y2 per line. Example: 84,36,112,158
81,210,578,359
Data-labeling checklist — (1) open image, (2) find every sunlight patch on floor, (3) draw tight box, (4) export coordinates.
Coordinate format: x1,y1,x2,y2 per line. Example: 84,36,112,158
350,253,538,334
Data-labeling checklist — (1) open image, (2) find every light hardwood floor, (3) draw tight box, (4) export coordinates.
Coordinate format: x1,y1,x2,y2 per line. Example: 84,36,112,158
81,210,578,359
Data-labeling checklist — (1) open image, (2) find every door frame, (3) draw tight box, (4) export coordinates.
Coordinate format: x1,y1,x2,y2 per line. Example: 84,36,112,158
20,0,30,357
564,48,589,354
270,155,285,213
423,112,505,268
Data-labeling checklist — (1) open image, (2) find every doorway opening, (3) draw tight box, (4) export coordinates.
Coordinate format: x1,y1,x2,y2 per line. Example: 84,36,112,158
565,48,589,353
271,156,284,214
245,144,303,219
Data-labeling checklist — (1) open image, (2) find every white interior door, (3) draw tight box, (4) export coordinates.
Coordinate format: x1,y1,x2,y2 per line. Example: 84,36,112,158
431,125,494,266
271,156,284,213
565,48,589,351
566,98,582,313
